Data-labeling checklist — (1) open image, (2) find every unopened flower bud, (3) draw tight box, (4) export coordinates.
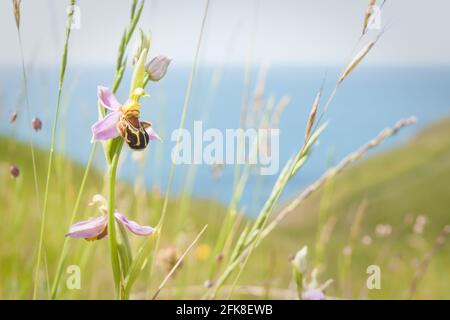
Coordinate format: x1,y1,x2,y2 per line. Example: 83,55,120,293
10,111,18,123
292,246,308,274
32,117,42,131
145,55,171,81
10,165,20,178
132,29,151,67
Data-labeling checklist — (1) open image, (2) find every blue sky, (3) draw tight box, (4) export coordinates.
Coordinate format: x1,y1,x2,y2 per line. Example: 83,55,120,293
1,0,450,67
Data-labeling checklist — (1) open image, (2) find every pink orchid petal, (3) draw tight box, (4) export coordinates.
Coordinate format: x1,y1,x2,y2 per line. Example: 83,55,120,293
66,215,108,239
98,86,121,111
145,126,162,141
91,111,121,142
114,212,154,236
302,288,325,300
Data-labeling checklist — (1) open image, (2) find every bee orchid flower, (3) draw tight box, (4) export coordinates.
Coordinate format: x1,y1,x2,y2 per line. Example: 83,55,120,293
92,86,161,149
66,212,155,241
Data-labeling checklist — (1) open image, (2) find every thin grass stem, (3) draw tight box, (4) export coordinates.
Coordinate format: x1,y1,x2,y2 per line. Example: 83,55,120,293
33,0,76,299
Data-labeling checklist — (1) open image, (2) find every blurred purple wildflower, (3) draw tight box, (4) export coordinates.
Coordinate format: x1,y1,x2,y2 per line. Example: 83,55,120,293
302,288,325,300
9,164,20,178
32,117,42,131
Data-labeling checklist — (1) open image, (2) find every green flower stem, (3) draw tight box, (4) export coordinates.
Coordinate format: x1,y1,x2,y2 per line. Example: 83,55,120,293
108,142,123,299
293,267,303,299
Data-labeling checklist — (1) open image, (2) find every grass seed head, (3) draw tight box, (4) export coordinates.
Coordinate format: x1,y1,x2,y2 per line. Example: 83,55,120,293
362,0,377,35
13,0,21,29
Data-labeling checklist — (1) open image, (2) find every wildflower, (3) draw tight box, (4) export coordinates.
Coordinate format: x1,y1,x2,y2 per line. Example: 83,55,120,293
361,235,372,246
302,271,333,300
145,55,171,82
92,86,160,148
302,288,325,300
292,246,308,274
88,194,107,206
9,164,20,178
375,224,392,238
196,243,211,260
413,215,427,234
203,280,213,288
291,246,308,298
67,195,154,242
67,212,154,241
9,111,18,123
32,117,42,131
342,245,352,256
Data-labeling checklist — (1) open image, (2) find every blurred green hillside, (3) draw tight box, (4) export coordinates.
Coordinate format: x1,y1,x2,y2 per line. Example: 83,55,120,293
0,118,449,299
282,117,450,299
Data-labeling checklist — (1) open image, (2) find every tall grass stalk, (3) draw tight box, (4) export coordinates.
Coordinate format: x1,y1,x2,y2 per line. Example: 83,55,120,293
263,117,416,238
208,66,267,281
147,0,210,295
209,4,260,275
14,31,40,213
33,0,76,299
340,199,367,298
157,0,209,228
214,32,386,289
408,224,450,299
314,174,336,266
207,117,416,298
152,225,208,300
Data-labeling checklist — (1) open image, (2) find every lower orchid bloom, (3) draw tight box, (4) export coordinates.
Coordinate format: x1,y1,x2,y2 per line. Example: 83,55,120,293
92,86,161,150
66,195,154,241
66,212,154,241
302,288,325,300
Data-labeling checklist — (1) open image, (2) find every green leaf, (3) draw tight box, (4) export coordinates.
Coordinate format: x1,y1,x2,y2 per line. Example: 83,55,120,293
124,232,157,294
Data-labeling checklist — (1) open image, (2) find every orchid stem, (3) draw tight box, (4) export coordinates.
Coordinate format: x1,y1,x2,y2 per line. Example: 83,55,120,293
108,143,123,299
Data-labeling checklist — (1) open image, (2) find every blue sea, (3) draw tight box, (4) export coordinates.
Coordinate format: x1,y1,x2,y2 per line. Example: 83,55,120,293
1,65,450,215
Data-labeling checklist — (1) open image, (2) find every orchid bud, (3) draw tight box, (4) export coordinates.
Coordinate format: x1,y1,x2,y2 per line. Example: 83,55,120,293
10,111,18,123
291,246,308,299
132,29,151,67
145,55,171,81
32,117,42,131
292,246,308,274
10,165,20,178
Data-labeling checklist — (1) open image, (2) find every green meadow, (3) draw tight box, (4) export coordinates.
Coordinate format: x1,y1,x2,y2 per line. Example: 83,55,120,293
2,0,450,301
1,117,449,299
